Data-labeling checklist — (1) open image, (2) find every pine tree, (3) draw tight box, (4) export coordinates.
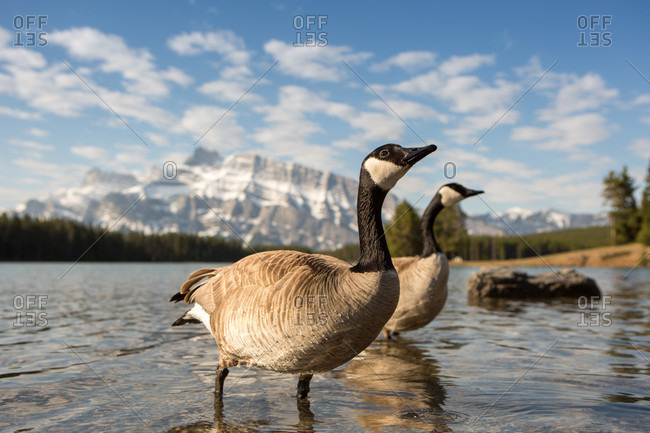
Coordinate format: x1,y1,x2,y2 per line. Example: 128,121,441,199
636,159,650,245
434,205,468,258
602,166,639,244
385,200,423,257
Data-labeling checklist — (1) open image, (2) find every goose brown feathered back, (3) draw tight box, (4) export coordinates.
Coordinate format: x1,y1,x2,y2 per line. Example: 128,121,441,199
382,183,483,338
170,143,437,399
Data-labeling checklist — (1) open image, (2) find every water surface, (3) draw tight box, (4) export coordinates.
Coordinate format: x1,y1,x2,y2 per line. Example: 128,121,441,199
1,263,648,432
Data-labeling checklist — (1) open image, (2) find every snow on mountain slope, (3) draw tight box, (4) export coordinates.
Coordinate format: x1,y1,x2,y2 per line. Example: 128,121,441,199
14,146,609,247
15,147,398,250
466,207,608,236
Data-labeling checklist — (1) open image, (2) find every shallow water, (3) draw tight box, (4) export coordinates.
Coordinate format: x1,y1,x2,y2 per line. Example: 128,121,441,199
1,262,648,432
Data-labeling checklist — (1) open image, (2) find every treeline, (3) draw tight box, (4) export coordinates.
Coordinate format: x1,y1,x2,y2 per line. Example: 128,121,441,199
326,226,613,262
461,226,611,261
0,213,247,262
0,213,622,263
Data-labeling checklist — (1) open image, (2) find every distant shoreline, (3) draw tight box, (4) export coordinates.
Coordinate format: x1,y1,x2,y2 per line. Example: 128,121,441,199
450,243,649,269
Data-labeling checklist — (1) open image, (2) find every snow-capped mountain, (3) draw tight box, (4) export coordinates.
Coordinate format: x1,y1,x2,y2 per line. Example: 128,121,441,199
466,207,609,236
13,146,610,248
15,147,398,251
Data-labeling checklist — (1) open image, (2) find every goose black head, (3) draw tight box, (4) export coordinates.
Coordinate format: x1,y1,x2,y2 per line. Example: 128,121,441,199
362,143,437,191
438,183,484,207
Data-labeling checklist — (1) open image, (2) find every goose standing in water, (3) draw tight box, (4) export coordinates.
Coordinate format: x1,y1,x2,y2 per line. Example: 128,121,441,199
382,183,483,339
170,143,437,399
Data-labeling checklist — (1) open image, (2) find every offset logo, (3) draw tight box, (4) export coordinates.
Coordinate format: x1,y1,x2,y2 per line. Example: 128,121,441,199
577,15,612,47
293,15,328,47
13,15,48,47
577,295,612,327
13,295,48,327
294,295,328,326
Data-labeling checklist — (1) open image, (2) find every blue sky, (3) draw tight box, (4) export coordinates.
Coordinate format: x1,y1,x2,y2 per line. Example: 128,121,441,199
1,1,650,216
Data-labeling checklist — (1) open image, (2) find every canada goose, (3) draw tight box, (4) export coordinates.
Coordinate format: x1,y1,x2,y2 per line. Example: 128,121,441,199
170,143,437,400
382,183,483,338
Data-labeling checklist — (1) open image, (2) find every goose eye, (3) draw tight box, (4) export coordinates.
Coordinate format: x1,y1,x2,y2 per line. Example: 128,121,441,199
379,149,389,158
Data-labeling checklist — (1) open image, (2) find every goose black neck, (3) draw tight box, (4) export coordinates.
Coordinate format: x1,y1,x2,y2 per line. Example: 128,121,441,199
421,193,444,257
351,170,394,273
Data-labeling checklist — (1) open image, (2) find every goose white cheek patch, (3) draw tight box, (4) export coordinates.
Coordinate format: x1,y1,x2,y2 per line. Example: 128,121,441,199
364,158,407,190
439,186,464,207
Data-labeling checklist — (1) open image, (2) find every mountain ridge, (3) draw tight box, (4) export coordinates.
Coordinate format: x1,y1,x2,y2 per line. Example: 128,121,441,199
13,146,609,249
15,147,398,250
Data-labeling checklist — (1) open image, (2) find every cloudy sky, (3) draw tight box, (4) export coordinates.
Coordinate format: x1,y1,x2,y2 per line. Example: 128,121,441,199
1,1,649,216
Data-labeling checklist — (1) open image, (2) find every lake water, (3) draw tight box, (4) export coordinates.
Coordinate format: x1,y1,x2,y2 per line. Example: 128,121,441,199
1,262,648,432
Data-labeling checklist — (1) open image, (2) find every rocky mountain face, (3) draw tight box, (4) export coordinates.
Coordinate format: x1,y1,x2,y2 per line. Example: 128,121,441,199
16,147,398,251
14,147,609,249
465,207,609,236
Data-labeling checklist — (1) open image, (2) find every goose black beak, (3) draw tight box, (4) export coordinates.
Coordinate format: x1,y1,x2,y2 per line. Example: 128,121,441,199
402,144,437,166
466,188,484,197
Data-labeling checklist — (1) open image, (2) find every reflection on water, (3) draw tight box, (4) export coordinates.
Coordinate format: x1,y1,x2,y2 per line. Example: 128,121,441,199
335,338,456,432
0,263,648,432
168,398,318,433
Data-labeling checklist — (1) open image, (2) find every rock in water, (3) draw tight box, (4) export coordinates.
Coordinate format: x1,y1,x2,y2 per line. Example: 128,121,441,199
467,267,601,299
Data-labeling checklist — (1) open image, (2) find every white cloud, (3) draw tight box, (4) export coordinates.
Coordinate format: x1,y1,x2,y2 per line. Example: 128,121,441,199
438,54,495,76
49,27,192,97
12,157,84,183
0,27,47,69
199,79,251,103
341,111,405,144
252,86,355,167
370,51,436,72
438,76,520,114
537,73,618,121
173,105,247,150
510,70,618,157
367,99,449,123
441,147,541,178
145,132,170,147
71,145,109,159
511,113,610,151
198,64,267,104
0,53,178,129
392,54,520,115
632,94,650,105
8,139,54,151
167,30,251,65
264,39,373,82
28,128,49,137
530,173,604,210
628,138,650,159
444,110,519,144
0,105,42,119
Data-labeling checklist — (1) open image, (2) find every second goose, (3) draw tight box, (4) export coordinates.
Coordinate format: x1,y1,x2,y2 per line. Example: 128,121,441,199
382,183,483,338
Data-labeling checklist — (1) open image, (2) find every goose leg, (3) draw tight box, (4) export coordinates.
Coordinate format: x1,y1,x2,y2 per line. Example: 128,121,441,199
296,395,315,429
214,365,229,399
381,328,391,339
297,373,313,400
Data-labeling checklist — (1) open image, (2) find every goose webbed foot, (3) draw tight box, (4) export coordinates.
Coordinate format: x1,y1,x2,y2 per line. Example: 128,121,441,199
214,366,229,399
382,329,399,340
297,373,313,400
